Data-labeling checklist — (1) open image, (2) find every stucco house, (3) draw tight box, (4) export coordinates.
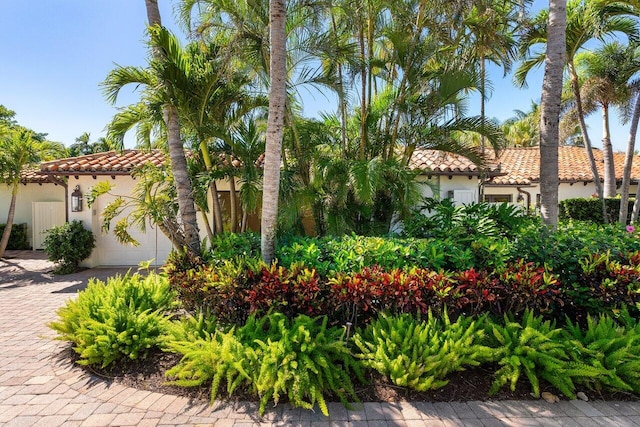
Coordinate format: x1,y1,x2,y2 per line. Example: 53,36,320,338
0,168,66,250
484,146,640,208
4,146,640,267
36,150,252,267
408,148,503,205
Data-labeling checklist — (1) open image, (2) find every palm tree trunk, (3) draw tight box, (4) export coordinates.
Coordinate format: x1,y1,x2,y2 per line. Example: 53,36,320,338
210,180,224,234
328,2,347,155
358,17,368,160
228,174,238,233
538,0,566,228
144,0,200,255
620,93,640,224
568,63,605,196
200,210,215,246
0,184,18,259
144,0,162,26
568,63,607,222
165,105,201,253
241,210,248,233
601,103,616,198
479,56,486,202
261,0,287,264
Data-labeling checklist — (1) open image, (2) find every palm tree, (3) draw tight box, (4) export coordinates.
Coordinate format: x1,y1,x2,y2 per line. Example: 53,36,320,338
461,0,519,156
516,0,639,206
0,127,66,258
261,0,287,263
624,91,640,223
502,102,540,147
142,0,200,256
576,42,639,198
538,0,566,227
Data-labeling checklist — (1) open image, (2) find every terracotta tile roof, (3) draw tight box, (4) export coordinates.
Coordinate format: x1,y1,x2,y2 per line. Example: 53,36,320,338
489,146,640,186
39,150,166,175
409,149,502,176
19,167,58,184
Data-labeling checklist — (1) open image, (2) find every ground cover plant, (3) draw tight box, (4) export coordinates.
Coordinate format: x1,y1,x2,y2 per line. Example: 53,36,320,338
49,272,177,367
50,210,640,415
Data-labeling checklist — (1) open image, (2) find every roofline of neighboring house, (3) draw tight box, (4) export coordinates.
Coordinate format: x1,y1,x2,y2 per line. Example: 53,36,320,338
420,170,506,178
487,178,640,187
39,171,133,178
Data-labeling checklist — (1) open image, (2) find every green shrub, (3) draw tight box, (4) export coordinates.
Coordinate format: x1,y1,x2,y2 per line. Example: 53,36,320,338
401,199,538,240
48,272,177,367
510,222,640,286
353,312,495,391
43,220,95,274
0,223,29,249
245,313,363,415
484,311,600,398
564,251,640,320
564,313,640,393
165,313,363,416
559,197,634,223
208,232,261,263
165,327,251,404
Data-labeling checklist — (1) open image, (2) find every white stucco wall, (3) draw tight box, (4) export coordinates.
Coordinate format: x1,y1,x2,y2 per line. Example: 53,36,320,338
0,182,65,248
69,175,230,267
416,175,479,205
485,182,640,210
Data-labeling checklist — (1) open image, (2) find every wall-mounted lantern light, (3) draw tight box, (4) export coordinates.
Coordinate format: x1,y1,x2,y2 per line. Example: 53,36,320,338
71,185,83,212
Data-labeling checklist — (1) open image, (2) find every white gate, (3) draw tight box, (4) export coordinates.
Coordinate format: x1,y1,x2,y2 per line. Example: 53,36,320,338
32,202,66,249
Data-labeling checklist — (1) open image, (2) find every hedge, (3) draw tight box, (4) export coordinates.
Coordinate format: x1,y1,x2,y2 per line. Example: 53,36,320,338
0,223,30,250
559,198,634,223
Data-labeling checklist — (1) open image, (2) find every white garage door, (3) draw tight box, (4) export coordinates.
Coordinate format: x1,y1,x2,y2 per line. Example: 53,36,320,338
94,196,173,266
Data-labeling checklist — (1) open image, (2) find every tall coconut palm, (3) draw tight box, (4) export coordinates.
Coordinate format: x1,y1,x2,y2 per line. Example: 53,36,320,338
0,127,66,258
142,0,200,256
516,0,639,206
261,0,287,263
538,0,566,228
619,45,640,223
624,92,640,223
576,42,639,198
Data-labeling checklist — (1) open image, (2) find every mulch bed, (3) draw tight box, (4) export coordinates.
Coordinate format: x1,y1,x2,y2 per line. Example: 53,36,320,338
70,347,639,405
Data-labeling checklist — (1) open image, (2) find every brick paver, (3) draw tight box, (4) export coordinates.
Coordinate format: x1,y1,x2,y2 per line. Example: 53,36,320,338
2,250,640,426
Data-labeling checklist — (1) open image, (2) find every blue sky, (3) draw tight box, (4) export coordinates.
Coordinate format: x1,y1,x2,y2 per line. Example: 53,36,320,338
0,0,631,152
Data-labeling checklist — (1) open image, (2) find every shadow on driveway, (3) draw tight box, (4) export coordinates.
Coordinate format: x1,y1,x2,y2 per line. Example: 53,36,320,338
0,250,134,291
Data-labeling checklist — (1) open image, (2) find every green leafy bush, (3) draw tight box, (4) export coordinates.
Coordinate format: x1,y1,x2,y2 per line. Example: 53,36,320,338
510,222,640,286
43,220,95,274
559,197,634,223
353,312,495,391
563,251,640,320
165,313,363,416
48,272,177,367
165,327,251,403
564,312,640,393
245,313,362,415
208,232,261,262
484,311,599,398
401,199,538,240
0,223,29,249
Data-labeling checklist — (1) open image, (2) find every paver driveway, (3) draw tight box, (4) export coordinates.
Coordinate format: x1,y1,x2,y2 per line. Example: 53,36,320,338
2,250,640,426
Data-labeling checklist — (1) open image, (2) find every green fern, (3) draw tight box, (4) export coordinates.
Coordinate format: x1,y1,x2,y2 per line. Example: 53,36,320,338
164,327,251,402
485,311,601,398
353,312,496,391
564,312,640,393
242,313,363,416
48,272,177,367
